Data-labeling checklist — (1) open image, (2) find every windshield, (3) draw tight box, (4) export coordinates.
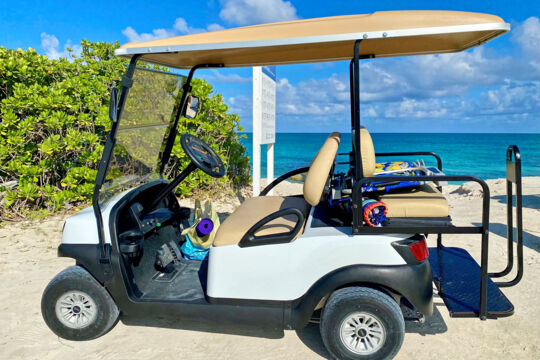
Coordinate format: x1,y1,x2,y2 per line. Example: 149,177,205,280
99,66,186,204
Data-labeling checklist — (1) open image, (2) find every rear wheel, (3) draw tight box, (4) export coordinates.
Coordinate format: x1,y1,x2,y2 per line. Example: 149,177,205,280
320,287,405,360
41,266,119,340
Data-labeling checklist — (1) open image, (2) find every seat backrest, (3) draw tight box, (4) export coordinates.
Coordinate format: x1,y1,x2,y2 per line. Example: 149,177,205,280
359,127,376,177
303,132,341,206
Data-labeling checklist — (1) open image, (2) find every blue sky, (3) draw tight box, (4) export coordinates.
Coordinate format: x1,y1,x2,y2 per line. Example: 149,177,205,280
1,0,539,133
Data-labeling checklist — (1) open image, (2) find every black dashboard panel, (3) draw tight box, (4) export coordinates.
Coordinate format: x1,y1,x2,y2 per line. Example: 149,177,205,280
114,181,191,264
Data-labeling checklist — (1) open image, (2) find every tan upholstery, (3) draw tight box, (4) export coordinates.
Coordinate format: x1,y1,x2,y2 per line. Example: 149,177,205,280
213,196,310,247
380,183,449,218
117,11,508,68
214,132,339,247
303,132,341,206
360,127,376,177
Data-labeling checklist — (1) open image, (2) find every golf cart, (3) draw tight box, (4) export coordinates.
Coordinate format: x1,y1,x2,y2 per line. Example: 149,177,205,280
41,10,525,360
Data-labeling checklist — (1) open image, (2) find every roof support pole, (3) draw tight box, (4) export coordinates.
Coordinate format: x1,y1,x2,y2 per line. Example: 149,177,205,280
349,59,355,131
352,40,363,181
159,63,224,174
351,40,363,233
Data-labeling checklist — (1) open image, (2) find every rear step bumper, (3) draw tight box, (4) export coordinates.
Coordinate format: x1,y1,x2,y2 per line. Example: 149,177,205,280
429,247,514,319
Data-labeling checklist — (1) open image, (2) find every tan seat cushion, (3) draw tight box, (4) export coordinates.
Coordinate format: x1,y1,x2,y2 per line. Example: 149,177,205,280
213,196,310,247
380,183,449,218
360,127,376,177
303,132,340,206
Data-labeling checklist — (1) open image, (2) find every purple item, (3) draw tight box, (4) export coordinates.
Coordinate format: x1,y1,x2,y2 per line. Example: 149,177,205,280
196,218,214,237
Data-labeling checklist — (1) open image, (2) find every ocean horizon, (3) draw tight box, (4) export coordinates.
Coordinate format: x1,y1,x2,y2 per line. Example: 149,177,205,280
239,132,540,180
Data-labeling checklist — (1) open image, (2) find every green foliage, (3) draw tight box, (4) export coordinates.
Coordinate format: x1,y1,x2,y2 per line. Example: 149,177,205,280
166,77,251,197
0,41,249,219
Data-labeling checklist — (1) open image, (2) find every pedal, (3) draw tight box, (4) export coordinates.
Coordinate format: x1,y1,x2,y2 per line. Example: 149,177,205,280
155,240,183,270
152,268,179,282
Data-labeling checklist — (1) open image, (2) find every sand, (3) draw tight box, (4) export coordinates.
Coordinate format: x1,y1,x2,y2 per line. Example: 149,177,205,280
0,177,539,359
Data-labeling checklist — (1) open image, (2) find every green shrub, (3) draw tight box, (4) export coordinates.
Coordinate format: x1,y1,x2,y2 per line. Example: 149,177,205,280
0,41,249,219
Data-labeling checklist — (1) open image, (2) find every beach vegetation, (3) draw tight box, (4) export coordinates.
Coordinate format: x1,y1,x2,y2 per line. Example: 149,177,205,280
0,41,250,219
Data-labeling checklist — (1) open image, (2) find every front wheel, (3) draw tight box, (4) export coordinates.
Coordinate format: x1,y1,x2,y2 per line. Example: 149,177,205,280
41,266,119,341
320,287,405,360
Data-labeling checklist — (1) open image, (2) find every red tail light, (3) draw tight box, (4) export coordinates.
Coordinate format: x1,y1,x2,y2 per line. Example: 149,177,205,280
408,238,429,262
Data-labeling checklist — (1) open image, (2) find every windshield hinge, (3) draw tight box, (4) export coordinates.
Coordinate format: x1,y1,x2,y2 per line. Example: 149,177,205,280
99,243,111,262
121,75,133,88
99,244,113,280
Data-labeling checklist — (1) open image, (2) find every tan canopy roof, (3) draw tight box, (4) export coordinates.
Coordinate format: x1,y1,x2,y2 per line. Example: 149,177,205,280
115,10,509,69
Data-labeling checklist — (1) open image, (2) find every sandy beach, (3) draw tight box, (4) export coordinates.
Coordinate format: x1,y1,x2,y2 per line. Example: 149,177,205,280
1,177,539,359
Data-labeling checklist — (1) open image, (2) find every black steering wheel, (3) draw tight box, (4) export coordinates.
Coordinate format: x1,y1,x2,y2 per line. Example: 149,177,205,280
180,134,226,178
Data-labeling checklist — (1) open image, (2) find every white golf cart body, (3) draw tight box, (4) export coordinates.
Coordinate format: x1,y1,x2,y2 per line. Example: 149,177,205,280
47,9,526,358
62,189,130,246
63,189,410,302
208,223,407,301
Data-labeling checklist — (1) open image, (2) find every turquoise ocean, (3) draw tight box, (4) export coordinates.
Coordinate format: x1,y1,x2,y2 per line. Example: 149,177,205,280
240,133,540,180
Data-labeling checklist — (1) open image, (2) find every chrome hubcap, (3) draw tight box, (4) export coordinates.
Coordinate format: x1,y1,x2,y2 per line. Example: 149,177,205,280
339,312,386,355
55,291,97,329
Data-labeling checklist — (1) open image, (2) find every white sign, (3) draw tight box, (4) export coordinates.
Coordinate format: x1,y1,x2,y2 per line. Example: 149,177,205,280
252,66,277,195
259,66,276,144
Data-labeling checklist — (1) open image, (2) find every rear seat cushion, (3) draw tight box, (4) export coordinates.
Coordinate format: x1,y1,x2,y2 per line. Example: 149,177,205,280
360,127,376,177
380,183,449,218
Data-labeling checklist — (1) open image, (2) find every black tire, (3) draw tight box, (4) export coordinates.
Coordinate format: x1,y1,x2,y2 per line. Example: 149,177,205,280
41,266,119,341
320,287,405,360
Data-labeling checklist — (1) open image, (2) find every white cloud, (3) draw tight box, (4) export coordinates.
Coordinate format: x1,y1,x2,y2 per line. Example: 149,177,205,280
227,95,251,117
476,80,540,116
206,69,251,83
219,0,298,26
122,17,224,42
40,33,82,60
512,17,540,71
275,76,349,116
207,23,225,32
121,26,176,42
359,47,524,103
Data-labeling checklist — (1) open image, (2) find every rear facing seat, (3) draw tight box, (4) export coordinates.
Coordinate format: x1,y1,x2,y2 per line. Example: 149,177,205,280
380,183,449,217
360,127,449,218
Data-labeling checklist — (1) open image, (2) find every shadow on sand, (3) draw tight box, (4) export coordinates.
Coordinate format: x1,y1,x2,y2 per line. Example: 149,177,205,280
493,194,540,210
121,316,285,339
473,221,540,253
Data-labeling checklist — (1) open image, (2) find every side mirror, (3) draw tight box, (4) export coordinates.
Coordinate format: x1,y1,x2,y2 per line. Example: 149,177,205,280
185,95,200,119
109,87,119,123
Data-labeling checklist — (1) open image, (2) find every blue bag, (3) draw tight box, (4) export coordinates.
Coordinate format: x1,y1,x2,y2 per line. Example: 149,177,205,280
180,234,209,261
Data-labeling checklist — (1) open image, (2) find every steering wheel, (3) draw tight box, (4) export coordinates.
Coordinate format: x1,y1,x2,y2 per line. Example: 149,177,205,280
181,134,226,178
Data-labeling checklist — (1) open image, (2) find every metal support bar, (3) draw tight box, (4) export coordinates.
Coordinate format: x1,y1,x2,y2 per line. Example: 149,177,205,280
260,166,310,196
352,174,490,319
492,145,524,287
147,162,197,213
159,63,224,174
354,226,482,234
375,151,443,171
349,60,355,130
490,175,514,278
352,40,362,181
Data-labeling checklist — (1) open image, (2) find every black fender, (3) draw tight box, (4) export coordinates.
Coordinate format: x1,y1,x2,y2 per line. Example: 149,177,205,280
286,262,433,329
58,244,110,285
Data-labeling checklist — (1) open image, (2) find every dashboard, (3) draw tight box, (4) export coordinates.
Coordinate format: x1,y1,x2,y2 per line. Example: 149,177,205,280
113,182,190,263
